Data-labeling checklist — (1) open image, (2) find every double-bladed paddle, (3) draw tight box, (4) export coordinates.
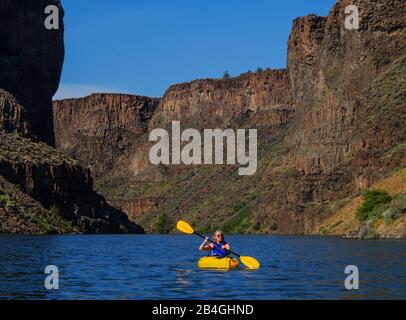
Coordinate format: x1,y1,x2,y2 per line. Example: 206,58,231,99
176,220,260,270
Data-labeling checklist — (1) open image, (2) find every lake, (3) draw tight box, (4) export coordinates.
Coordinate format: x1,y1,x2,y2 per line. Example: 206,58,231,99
0,234,405,299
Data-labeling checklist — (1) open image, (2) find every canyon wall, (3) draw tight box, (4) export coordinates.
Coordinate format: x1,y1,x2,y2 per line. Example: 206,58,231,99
0,132,143,233
0,1,144,234
284,0,406,231
53,94,160,177
53,71,293,179
92,70,296,228
0,0,64,145
287,0,406,176
150,69,293,130
52,0,405,236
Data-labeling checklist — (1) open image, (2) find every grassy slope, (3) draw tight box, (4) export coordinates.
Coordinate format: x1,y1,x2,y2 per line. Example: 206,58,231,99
317,57,406,238
0,132,79,166
0,132,79,234
99,126,297,234
317,167,406,238
0,175,77,234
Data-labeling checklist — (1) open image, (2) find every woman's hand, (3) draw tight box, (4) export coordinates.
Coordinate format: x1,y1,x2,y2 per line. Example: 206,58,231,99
199,237,211,251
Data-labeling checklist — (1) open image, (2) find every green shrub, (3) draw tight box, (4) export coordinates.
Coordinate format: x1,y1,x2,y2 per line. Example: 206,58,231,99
392,193,406,210
379,57,391,67
356,190,392,222
223,71,231,79
383,207,402,225
155,213,169,233
221,202,252,233
253,222,261,231
327,198,350,214
256,67,263,73
383,193,406,224
0,193,15,209
366,229,379,240
49,205,62,217
368,203,390,223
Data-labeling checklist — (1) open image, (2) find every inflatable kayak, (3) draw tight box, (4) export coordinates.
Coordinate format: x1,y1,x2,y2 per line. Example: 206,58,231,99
198,256,240,270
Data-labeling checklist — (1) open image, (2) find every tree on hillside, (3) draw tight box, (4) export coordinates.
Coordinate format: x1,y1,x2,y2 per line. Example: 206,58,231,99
223,71,231,79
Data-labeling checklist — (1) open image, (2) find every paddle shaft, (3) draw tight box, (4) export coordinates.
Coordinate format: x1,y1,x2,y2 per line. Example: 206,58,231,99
194,231,241,258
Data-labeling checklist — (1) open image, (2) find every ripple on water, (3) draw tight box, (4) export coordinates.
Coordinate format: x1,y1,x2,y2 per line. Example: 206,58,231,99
0,235,405,299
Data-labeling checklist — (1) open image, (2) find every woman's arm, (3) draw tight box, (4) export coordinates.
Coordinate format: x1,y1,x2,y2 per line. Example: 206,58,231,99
199,237,211,251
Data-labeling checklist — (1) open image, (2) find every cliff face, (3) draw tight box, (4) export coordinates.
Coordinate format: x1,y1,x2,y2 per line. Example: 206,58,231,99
0,89,31,136
287,0,406,177
0,174,78,234
0,0,64,145
53,94,160,177
151,69,293,130
0,2,145,234
53,70,294,222
92,70,295,226
53,0,405,237
0,132,143,234
283,0,406,232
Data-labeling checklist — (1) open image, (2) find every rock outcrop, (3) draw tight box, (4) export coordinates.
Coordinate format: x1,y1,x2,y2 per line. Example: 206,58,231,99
0,1,145,234
94,70,295,226
0,132,143,234
53,69,294,221
53,94,160,177
0,174,78,234
287,0,406,176
284,0,406,232
52,0,406,237
0,89,30,136
150,69,293,130
0,0,65,145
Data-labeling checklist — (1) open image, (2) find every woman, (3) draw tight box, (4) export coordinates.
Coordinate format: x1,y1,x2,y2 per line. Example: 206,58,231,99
199,230,230,258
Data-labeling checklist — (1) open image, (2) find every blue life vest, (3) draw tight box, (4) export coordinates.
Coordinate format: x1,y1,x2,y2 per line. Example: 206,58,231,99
210,241,228,258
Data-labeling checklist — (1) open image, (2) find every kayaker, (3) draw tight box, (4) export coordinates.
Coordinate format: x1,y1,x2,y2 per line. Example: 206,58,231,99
199,230,230,258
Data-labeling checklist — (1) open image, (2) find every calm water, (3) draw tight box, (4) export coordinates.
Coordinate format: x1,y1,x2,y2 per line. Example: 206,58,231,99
0,234,405,300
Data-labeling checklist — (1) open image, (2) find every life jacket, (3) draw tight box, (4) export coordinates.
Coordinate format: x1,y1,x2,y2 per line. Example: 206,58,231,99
210,240,228,258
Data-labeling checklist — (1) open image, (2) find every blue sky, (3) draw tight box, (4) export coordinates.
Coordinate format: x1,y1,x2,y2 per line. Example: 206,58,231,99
54,0,337,99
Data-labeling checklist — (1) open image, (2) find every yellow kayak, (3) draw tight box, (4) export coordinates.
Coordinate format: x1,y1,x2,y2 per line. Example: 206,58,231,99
198,256,240,270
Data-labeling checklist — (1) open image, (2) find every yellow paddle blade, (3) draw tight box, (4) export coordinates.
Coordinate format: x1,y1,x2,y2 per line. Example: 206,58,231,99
177,220,195,234
240,256,260,270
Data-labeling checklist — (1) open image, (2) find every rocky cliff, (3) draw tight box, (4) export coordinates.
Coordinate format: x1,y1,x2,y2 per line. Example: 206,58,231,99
53,94,160,177
0,132,143,234
53,0,405,238
150,69,293,130
287,0,405,176
0,0,64,145
54,70,295,225
91,69,296,230
284,0,406,232
0,1,144,234
0,89,31,136
0,174,77,234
